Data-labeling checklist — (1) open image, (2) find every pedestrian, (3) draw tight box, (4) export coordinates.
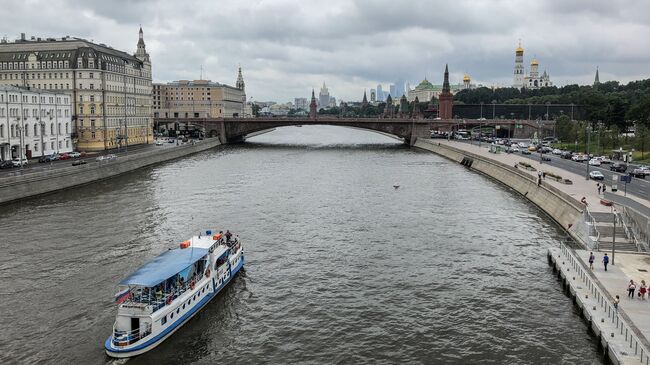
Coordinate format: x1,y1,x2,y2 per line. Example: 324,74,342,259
640,280,647,300
581,197,589,206
225,230,232,243
602,253,609,271
614,295,620,311
542,171,546,180
537,171,542,186
628,280,636,298
597,183,601,194
588,252,595,270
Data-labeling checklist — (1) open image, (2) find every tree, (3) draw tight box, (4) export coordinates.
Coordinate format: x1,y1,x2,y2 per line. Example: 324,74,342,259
251,104,261,117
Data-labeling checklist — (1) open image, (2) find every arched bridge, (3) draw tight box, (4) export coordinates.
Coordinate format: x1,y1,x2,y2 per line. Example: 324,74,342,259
155,117,431,145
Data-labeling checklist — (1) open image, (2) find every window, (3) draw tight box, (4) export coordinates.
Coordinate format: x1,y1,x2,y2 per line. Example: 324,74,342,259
66,140,69,148
58,123,61,134
65,123,69,134
51,141,54,150
50,123,54,135
58,141,62,149
34,124,38,136
89,84,94,90
161,316,167,325
24,125,29,137
0,125,3,138
34,143,38,152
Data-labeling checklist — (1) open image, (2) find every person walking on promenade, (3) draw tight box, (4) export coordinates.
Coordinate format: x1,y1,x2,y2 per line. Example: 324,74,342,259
597,183,601,195
628,280,636,298
603,253,609,271
588,252,595,270
640,280,647,300
581,197,589,206
537,171,542,186
614,295,620,311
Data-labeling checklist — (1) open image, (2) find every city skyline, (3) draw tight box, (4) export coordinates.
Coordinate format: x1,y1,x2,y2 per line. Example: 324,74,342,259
3,0,649,102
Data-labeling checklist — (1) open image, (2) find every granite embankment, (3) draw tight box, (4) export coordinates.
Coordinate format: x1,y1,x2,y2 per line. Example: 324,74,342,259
0,138,221,205
414,138,583,232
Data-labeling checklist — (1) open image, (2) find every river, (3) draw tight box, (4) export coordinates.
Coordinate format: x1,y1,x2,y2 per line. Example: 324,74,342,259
0,125,603,364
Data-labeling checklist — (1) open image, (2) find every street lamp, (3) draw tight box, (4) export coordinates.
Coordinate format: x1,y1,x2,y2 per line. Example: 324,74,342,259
37,117,45,158
585,124,592,180
15,117,24,169
537,118,543,164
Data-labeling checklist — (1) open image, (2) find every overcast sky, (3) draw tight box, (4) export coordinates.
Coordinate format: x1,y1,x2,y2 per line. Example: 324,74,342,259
3,0,649,102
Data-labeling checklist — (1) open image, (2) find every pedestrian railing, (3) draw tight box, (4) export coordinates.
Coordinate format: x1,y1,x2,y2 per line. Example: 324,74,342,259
559,243,650,364
582,208,600,250
619,206,649,252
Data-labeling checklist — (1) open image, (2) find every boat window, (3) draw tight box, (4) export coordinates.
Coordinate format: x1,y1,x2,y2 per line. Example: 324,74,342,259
182,304,185,309
188,299,191,305
176,309,179,314
161,315,167,325
170,313,174,319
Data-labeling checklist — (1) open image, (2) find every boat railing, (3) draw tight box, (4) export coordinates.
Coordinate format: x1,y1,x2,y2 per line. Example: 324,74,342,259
112,322,152,346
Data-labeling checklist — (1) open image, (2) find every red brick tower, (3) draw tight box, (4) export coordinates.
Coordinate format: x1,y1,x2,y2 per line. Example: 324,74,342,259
309,89,317,119
438,64,453,119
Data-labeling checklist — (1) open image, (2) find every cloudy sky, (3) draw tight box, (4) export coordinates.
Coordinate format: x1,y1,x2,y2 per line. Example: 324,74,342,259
3,0,649,102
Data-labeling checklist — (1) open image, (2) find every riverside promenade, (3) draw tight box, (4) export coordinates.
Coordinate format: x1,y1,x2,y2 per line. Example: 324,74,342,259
419,138,650,365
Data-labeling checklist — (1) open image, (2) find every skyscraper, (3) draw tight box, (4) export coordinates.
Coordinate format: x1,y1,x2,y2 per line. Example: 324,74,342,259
370,89,376,103
318,82,330,108
376,84,384,102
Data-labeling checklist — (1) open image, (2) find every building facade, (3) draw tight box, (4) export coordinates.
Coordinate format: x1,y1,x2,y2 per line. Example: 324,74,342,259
153,70,246,121
294,97,307,110
0,85,72,161
0,29,153,151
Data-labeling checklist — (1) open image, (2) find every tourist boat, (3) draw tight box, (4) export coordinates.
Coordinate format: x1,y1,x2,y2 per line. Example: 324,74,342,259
104,230,244,358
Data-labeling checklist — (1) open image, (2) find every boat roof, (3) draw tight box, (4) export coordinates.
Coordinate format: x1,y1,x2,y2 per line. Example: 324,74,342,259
119,247,209,287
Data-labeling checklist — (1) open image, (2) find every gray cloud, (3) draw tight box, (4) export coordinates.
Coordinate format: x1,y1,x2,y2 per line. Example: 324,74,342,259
3,0,649,102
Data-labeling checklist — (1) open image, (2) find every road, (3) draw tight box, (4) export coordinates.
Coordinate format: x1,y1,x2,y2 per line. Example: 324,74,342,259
0,139,182,178
453,139,650,199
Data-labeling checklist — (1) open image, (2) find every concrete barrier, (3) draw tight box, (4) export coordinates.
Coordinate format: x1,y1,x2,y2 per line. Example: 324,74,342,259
414,139,583,231
0,138,222,205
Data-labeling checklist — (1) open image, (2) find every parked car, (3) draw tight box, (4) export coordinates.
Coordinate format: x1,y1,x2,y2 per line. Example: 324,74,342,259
588,158,601,166
96,154,117,162
72,159,87,166
518,142,528,148
561,151,573,159
509,146,520,153
168,139,175,143
0,160,13,169
522,149,532,155
528,146,537,152
68,151,81,158
155,140,163,146
12,158,28,167
542,155,551,161
58,153,70,160
630,166,650,178
552,149,562,155
38,155,49,163
610,162,627,172
572,154,588,162
589,171,605,180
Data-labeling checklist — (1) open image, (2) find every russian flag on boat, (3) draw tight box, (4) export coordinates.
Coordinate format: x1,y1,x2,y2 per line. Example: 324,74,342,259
114,288,130,304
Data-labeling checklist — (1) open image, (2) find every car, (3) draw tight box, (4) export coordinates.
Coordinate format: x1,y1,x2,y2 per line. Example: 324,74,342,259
38,155,49,163
509,146,520,153
58,153,70,160
542,155,551,161
522,149,531,155
552,149,562,155
518,142,528,148
610,162,627,172
630,166,650,178
168,139,175,143
572,154,588,162
96,154,117,162
0,160,14,169
589,171,605,180
155,140,164,146
588,158,601,166
72,159,87,166
528,146,537,152
561,151,573,159
11,158,28,167
599,156,612,164
68,151,81,158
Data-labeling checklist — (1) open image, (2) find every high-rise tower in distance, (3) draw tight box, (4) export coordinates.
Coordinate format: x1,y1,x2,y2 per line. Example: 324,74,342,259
513,40,525,88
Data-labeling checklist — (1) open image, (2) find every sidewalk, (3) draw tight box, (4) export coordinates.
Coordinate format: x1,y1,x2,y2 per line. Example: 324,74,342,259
576,249,650,342
439,139,650,214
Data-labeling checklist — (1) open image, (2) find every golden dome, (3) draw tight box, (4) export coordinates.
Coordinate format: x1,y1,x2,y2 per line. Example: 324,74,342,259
463,74,471,82
516,46,524,53
531,58,539,66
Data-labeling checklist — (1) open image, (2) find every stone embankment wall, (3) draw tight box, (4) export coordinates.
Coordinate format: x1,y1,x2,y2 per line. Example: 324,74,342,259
414,139,583,231
0,138,221,205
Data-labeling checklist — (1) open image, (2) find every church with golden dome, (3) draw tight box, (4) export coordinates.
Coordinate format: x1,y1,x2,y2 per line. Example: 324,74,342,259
513,41,552,89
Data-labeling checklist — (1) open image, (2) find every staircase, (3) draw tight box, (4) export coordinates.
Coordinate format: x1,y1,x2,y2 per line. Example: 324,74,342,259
590,211,644,253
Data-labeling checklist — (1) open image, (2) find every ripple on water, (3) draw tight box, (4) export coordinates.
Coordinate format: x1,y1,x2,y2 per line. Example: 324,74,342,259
0,126,603,364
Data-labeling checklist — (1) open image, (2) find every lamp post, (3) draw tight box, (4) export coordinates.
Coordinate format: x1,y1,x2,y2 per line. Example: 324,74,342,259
537,118,543,164
586,124,592,180
47,111,54,153
37,117,45,158
16,117,24,169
